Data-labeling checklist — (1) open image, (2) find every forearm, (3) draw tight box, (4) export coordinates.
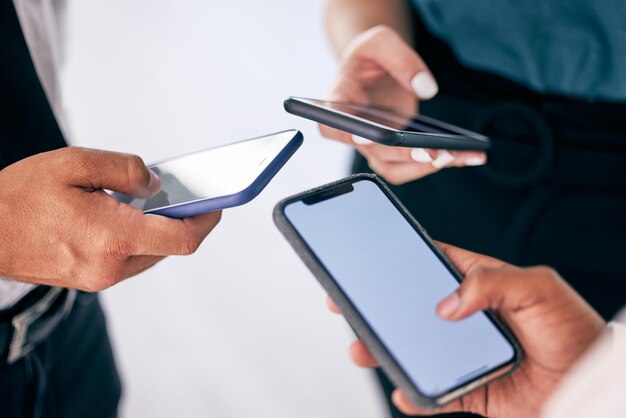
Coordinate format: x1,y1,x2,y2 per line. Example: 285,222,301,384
325,0,414,55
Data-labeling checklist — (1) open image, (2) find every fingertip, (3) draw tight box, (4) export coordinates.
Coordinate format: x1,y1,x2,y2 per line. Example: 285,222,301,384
392,390,422,414
147,169,161,196
326,297,341,314
391,390,404,407
463,155,487,167
431,150,456,169
411,71,439,100
349,340,378,368
436,291,461,319
410,148,433,163
352,135,373,145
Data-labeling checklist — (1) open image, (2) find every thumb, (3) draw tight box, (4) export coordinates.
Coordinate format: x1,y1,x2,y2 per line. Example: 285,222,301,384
436,265,551,321
346,25,438,100
59,147,161,199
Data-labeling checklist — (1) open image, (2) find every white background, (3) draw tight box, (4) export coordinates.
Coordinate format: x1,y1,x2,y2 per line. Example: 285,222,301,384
61,1,386,417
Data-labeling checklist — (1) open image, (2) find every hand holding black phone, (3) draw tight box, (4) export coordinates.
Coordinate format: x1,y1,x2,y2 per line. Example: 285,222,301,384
274,174,520,409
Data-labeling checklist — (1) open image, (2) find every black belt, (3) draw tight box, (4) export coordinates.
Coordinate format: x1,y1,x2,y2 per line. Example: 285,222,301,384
0,286,76,365
426,95,626,191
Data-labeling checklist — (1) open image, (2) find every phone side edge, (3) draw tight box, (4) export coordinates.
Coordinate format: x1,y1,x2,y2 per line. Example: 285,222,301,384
400,132,491,151
284,98,402,146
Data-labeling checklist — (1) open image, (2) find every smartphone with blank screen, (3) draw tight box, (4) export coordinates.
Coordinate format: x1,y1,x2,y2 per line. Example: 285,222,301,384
115,130,302,218
273,174,520,408
284,97,490,151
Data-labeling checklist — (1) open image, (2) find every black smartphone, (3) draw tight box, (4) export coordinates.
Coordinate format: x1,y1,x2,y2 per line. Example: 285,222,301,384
273,174,520,409
284,97,490,151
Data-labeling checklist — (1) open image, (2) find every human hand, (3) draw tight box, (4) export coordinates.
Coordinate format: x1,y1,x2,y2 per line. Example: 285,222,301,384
320,25,486,185
327,243,605,417
0,147,221,291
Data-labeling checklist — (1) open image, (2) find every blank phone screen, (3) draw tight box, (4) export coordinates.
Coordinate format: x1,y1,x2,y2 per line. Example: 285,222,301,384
284,179,515,396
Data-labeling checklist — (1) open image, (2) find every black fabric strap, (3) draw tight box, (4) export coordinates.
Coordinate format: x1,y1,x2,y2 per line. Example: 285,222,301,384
0,0,67,170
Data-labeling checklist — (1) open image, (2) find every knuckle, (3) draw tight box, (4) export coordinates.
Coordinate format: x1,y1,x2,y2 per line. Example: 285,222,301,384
531,265,560,282
367,24,393,41
94,263,125,291
77,271,114,292
109,238,134,258
95,231,133,258
59,147,89,173
82,278,106,293
60,146,82,161
77,279,100,293
464,267,489,286
97,272,123,291
179,236,201,256
125,154,148,186
365,25,404,50
349,25,396,57
89,230,109,254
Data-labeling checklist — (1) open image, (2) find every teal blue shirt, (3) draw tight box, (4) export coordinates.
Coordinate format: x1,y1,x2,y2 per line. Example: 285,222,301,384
411,0,626,102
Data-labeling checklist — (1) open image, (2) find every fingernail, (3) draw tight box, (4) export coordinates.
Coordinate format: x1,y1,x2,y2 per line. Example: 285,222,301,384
410,148,433,163
148,169,161,195
411,72,439,100
432,150,455,169
465,156,487,166
437,292,461,318
352,135,373,145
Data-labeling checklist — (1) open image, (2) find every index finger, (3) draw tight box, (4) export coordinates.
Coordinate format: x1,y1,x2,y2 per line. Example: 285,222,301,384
345,26,436,99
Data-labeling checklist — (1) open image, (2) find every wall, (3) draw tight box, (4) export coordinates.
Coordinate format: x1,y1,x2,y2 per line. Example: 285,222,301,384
62,1,385,417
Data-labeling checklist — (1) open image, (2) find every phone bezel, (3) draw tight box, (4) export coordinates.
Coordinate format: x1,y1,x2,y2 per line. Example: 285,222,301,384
284,97,491,151
273,174,521,408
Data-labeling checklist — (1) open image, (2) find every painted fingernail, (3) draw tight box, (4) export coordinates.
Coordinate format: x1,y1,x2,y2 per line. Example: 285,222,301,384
352,135,373,145
465,156,487,166
411,72,439,100
410,148,433,163
437,292,461,318
432,150,455,169
148,169,161,195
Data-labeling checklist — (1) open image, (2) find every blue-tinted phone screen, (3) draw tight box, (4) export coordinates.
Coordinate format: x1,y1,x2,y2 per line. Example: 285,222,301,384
284,179,514,396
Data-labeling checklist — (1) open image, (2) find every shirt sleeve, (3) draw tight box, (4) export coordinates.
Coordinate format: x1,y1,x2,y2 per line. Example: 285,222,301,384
541,311,626,418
